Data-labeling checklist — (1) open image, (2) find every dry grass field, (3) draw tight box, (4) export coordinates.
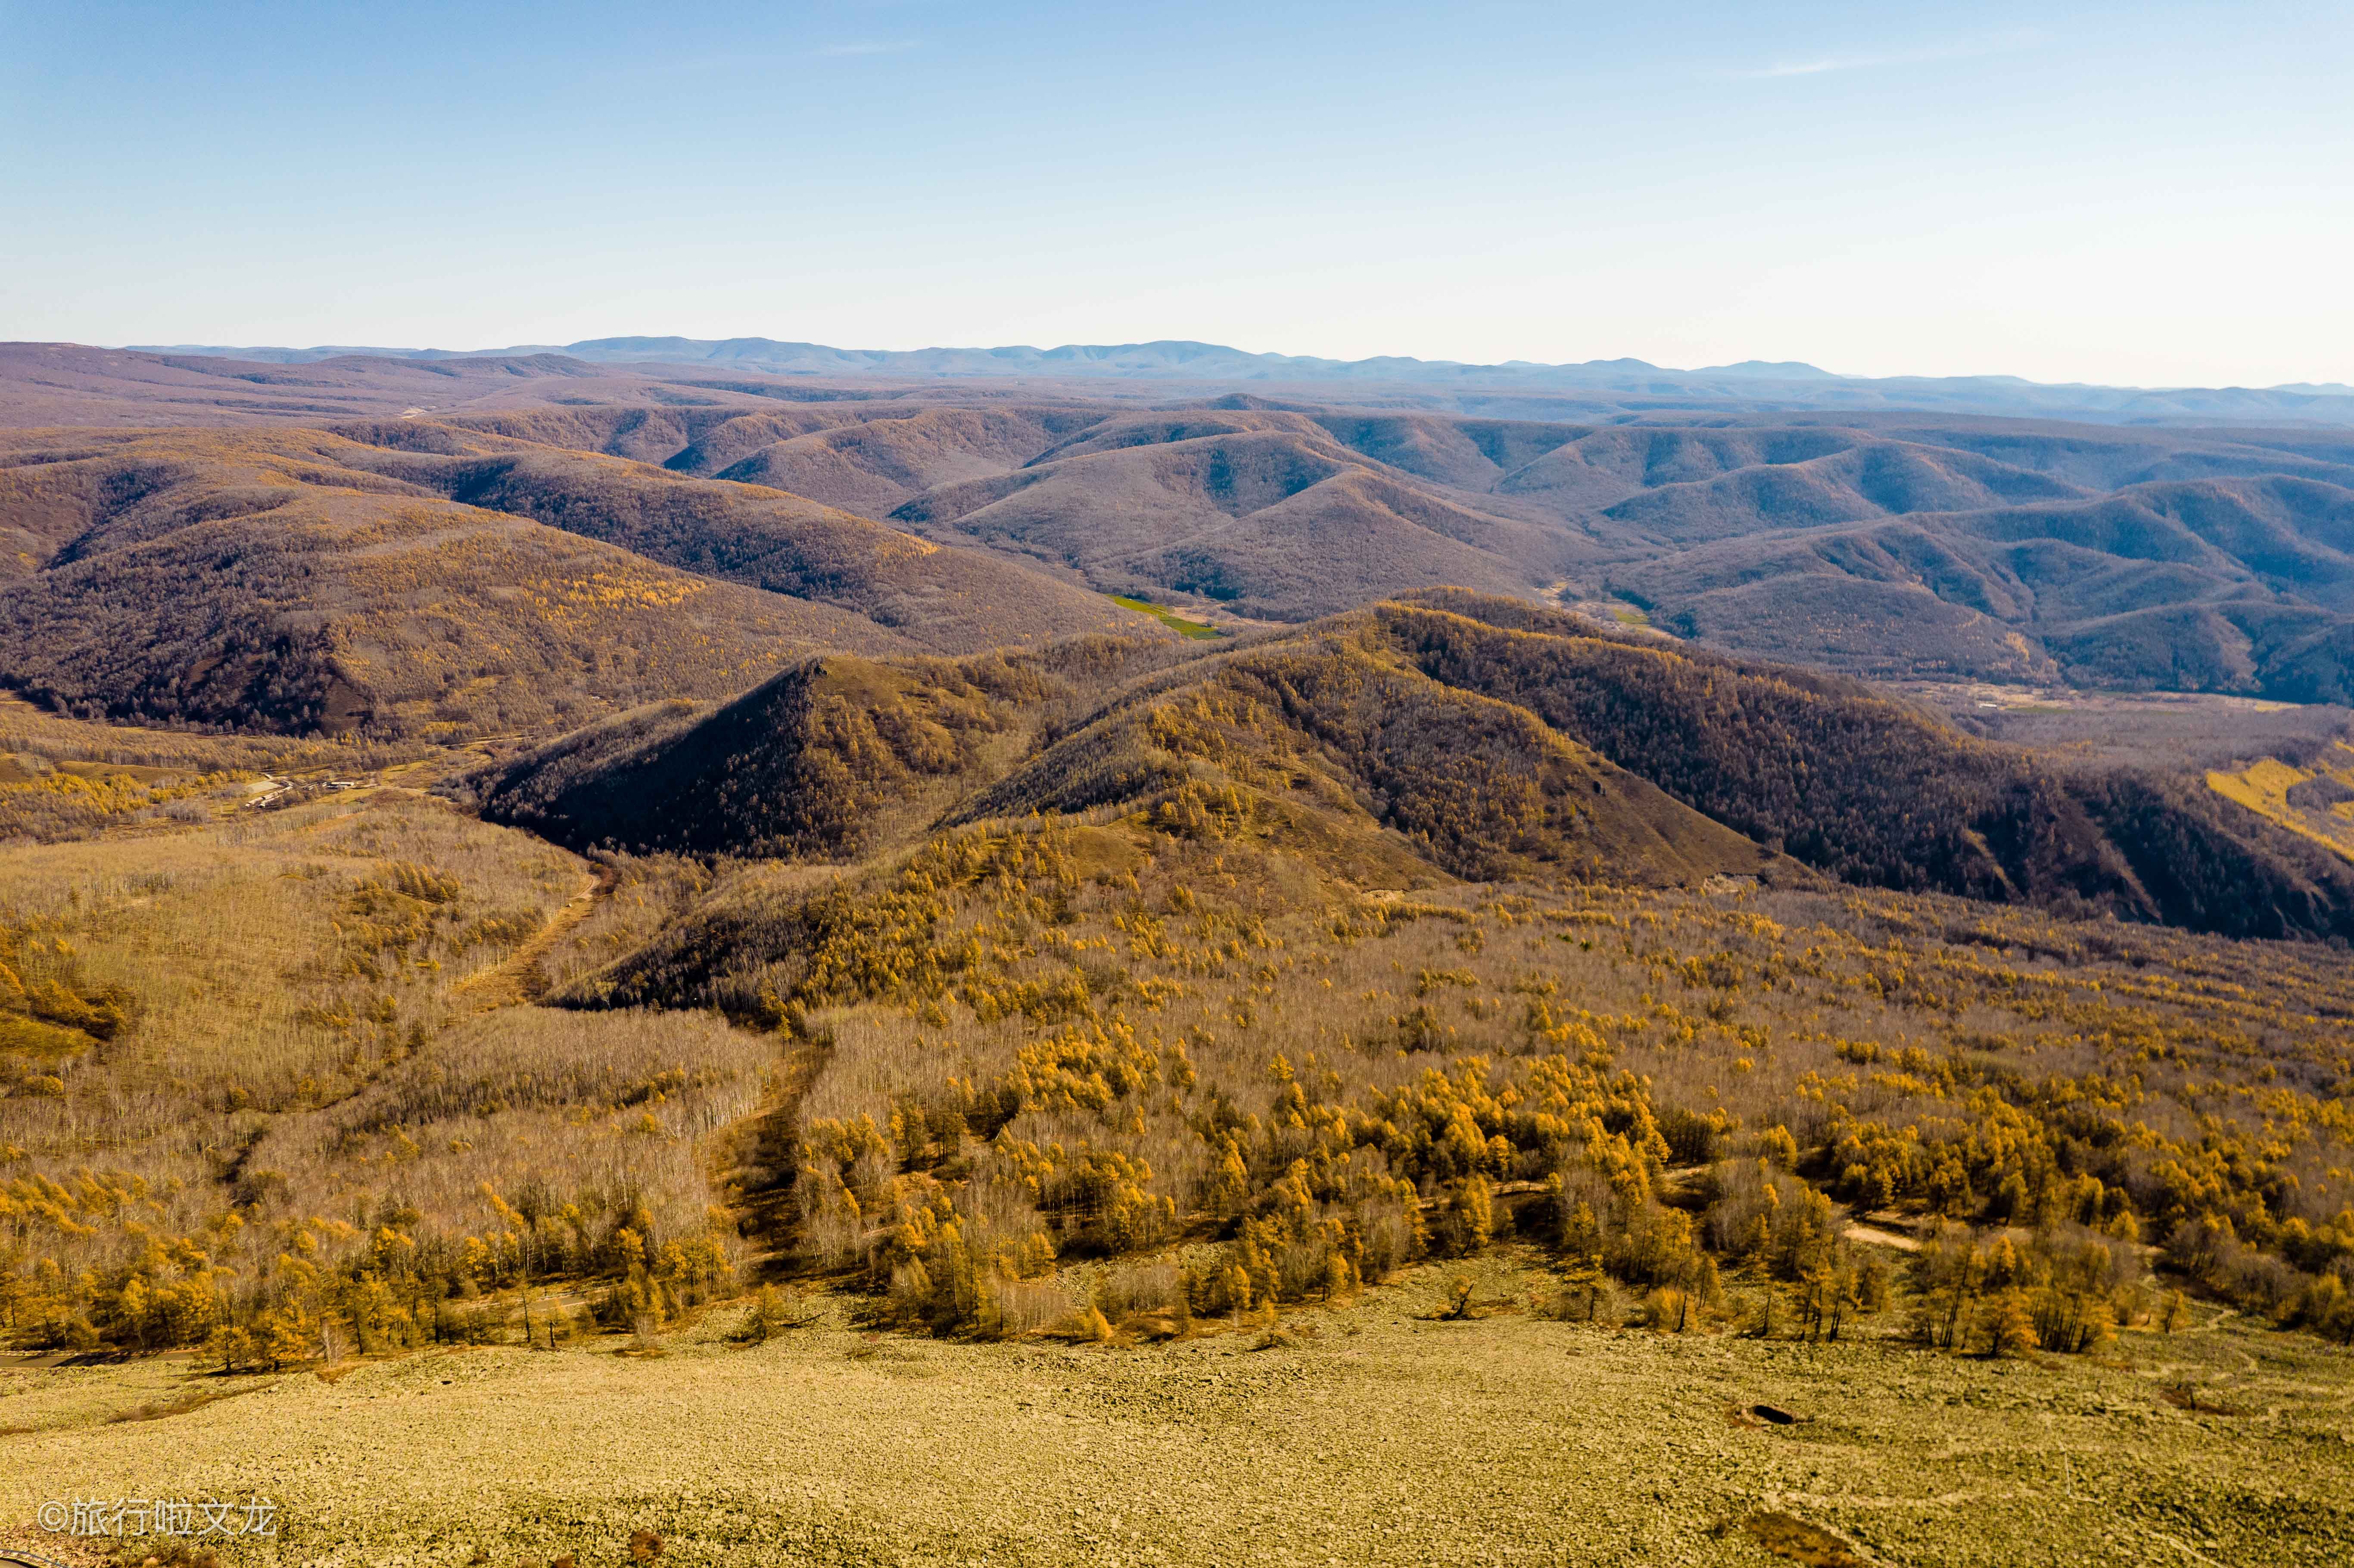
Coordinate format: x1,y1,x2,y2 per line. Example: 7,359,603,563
2,1248,2349,1567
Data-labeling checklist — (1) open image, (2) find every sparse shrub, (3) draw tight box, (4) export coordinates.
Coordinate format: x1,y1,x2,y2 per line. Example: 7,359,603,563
1550,1271,1619,1326
995,1278,1076,1338
735,1284,812,1343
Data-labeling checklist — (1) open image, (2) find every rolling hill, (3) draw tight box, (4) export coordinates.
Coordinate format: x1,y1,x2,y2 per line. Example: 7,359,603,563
465,618,1777,895
464,590,2354,946
884,417,1567,618
414,397,2354,698
0,341,786,429
327,420,1141,649
1609,467,2354,696
0,425,1155,735
461,650,1076,862
12,345,2354,706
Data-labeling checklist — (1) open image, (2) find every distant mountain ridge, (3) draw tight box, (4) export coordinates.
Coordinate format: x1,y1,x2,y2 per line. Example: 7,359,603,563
119,336,2354,426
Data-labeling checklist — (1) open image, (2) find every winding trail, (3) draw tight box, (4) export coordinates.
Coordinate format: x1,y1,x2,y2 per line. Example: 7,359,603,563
453,862,617,1011
719,1030,838,1283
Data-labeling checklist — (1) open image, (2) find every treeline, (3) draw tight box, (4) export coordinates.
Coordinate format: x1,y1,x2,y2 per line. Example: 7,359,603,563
0,696,433,772
0,765,240,843
2,994,760,1363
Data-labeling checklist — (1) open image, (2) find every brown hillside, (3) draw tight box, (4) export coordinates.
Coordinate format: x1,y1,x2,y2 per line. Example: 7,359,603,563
0,342,815,428
465,653,1056,861
0,433,900,734
1381,591,2354,940
957,619,1777,887
469,603,1781,892
706,407,1104,514
460,586,2354,940
14,348,2354,703
891,426,1568,617
1612,473,2354,697
427,394,2354,701
0,423,1168,735
331,421,1143,652
1595,439,2089,544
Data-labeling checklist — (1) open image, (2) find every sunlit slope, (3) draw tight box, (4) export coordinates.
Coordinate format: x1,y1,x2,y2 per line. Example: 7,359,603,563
888,417,1567,616
2208,742,2354,862
332,420,1142,652
0,424,1152,736
0,429,893,734
460,602,1775,892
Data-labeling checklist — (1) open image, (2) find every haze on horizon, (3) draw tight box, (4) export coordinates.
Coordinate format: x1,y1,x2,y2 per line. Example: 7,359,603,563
2,0,2348,389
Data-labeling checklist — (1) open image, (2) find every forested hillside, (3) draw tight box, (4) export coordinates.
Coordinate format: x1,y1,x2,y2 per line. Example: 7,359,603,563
464,590,2354,943
465,655,1053,862
0,425,1152,736
564,753,2354,1353
0,592,2349,1394
330,422,1137,650
447,591,2353,1358
1383,591,2354,939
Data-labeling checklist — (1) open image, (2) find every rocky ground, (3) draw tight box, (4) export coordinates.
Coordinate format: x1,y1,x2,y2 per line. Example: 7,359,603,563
3,1253,2349,1568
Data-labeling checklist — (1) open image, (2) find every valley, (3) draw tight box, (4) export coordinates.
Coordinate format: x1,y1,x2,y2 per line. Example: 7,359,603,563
16,355,2354,710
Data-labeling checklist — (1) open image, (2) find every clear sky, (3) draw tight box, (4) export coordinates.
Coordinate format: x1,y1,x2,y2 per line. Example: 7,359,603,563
2,1,2347,386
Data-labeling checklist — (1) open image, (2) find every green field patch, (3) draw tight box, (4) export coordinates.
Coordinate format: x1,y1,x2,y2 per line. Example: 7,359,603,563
1111,594,1224,638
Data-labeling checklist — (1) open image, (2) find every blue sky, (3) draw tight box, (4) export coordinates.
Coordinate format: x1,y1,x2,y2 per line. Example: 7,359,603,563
1,1,2347,385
